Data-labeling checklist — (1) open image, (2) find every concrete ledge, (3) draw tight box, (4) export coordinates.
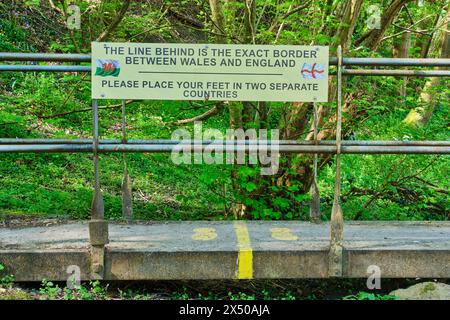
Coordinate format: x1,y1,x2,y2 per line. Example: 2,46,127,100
253,251,328,278
0,250,91,281
345,249,450,278
106,251,238,280
1,221,450,281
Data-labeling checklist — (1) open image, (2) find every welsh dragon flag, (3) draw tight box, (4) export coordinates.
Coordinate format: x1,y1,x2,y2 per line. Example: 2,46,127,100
95,59,120,77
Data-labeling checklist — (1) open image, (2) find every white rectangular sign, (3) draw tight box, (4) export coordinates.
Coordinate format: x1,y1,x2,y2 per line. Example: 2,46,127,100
92,42,329,102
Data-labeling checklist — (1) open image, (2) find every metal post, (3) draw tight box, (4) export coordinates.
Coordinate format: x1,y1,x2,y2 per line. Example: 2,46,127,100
329,46,345,277
309,101,321,222
88,99,108,280
91,99,103,220
121,100,133,221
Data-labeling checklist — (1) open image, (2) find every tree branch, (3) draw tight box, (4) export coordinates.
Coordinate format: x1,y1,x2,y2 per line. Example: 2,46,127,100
280,1,312,20
40,100,136,119
47,0,62,14
268,1,311,33
355,0,415,50
166,103,224,125
166,6,204,29
96,0,131,42
0,100,136,126
354,156,441,218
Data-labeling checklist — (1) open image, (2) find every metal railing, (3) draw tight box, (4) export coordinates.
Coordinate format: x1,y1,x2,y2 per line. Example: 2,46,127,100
1,52,449,76
0,47,449,279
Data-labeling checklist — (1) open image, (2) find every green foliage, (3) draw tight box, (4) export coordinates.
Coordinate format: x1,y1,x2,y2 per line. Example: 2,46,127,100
0,264,14,289
170,286,298,300
227,291,256,300
171,286,191,300
39,279,61,299
0,75,230,219
233,163,311,220
0,18,32,52
39,279,109,300
0,0,448,222
117,288,153,300
342,291,396,301
63,281,108,300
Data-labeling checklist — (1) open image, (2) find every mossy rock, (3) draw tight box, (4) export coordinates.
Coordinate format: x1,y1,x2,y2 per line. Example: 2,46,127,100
390,282,450,300
0,288,33,300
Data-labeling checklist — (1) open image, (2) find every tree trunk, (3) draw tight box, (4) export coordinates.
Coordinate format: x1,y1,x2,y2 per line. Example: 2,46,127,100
403,8,449,126
283,0,363,141
243,0,256,44
414,12,441,58
393,31,411,96
209,0,227,44
282,0,364,184
356,0,414,51
334,0,364,51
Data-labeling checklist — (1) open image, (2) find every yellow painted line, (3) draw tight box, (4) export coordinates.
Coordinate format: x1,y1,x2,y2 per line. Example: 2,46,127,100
270,227,298,241
192,228,217,241
233,221,253,279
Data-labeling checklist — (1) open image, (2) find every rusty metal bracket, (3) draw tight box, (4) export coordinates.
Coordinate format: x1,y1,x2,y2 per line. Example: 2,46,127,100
309,100,321,222
329,46,345,277
89,99,108,279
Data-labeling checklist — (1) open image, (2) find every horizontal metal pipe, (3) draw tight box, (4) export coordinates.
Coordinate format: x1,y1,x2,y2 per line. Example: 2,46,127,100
337,57,450,67
1,65,448,77
342,69,450,77
0,144,93,153
339,140,450,146
0,138,94,144
0,53,91,62
342,146,450,154
0,144,448,154
0,139,449,146
1,53,449,67
0,144,336,153
0,65,91,72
